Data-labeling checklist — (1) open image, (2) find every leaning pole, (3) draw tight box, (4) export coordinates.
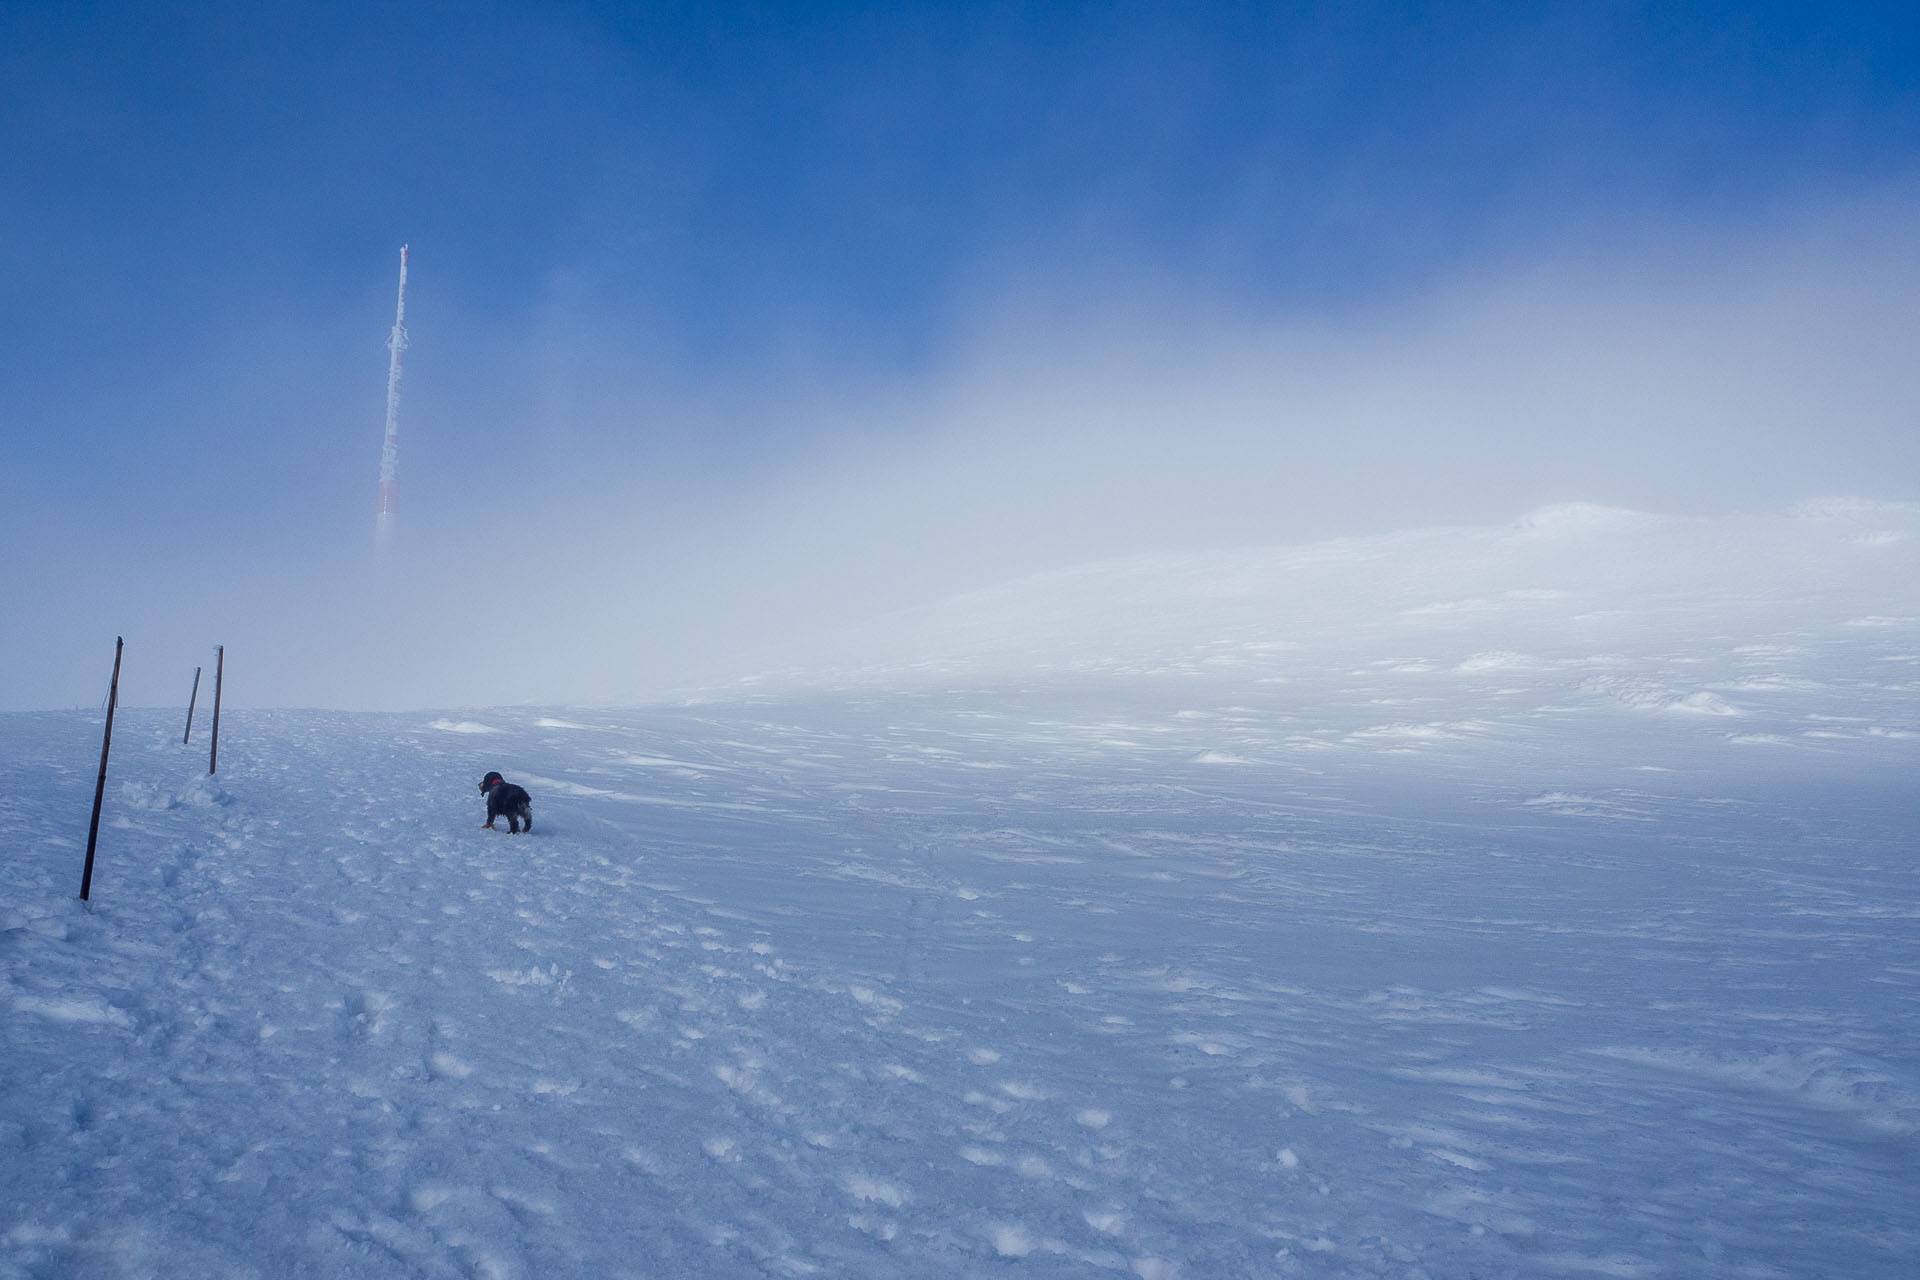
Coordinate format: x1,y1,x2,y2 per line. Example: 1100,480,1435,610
80,637,124,901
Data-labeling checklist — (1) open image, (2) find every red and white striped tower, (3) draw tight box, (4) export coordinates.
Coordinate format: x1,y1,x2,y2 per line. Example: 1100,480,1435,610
375,244,409,546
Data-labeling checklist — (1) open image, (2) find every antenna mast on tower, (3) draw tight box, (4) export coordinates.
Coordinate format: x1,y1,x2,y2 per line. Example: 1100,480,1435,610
375,244,409,546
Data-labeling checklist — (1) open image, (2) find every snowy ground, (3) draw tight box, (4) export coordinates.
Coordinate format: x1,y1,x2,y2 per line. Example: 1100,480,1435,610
5,504,1918,1278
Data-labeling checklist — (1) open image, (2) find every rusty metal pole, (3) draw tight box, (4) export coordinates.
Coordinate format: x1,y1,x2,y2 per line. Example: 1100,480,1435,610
183,665,201,744
208,645,224,775
80,637,124,901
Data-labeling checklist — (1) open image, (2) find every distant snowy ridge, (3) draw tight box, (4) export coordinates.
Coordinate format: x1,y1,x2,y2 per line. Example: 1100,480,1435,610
773,500,1920,690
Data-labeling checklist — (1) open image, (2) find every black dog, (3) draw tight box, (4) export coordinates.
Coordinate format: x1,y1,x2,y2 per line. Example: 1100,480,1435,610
479,771,533,833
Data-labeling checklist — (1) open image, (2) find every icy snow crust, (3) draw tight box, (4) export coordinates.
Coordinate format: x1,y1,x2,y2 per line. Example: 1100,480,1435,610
5,505,1919,1278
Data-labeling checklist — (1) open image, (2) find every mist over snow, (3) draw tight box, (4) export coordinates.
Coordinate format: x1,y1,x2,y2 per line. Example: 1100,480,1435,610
7,203,1917,715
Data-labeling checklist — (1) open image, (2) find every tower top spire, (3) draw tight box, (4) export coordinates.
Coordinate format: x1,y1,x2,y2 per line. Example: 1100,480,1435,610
376,246,409,545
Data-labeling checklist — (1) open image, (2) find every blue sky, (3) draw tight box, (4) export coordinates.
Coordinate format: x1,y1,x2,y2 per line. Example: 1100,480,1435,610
3,1,1918,708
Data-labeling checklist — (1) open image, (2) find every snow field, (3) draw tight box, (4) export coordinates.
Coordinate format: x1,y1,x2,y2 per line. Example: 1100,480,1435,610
5,668,1916,1279
5,503,1919,1277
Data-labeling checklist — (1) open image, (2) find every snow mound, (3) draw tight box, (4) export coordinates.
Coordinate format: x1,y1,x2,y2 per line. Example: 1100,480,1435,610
1592,1047,1920,1138
1584,677,1741,716
1512,502,1656,534
429,719,500,734
1789,496,1920,521
117,774,231,810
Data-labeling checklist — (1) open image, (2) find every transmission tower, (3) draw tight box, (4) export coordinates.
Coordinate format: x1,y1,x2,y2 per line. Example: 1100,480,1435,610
375,245,409,546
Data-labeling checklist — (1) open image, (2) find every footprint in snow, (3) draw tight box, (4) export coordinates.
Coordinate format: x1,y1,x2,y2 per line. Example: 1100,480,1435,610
841,1173,909,1208
428,1051,475,1080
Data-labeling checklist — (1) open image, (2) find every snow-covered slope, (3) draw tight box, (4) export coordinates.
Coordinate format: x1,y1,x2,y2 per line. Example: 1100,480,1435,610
5,504,1918,1278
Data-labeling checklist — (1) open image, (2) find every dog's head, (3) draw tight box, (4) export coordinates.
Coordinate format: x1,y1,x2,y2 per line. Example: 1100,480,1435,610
480,771,504,793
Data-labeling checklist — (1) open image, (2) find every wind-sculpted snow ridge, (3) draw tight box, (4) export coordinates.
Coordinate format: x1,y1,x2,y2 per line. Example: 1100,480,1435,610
4,504,1918,1278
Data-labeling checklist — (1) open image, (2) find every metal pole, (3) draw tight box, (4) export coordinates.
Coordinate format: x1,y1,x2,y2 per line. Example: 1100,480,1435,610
208,645,224,775
80,637,123,901
183,665,201,744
